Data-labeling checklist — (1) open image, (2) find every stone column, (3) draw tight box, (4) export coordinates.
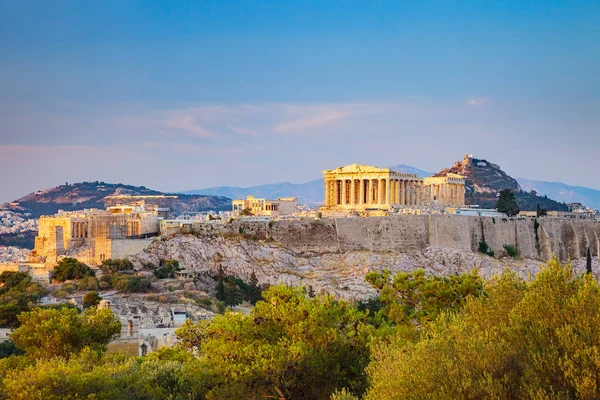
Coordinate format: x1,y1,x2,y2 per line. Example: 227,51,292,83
335,180,340,205
400,179,406,205
342,179,348,205
368,179,374,205
378,179,384,204
418,182,423,206
350,179,356,205
359,179,364,205
386,179,391,205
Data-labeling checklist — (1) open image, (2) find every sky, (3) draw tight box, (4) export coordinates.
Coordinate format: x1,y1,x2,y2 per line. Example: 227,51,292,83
1,0,599,202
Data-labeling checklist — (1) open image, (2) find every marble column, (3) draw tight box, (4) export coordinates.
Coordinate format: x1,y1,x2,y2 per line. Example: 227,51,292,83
386,179,391,205
368,179,374,205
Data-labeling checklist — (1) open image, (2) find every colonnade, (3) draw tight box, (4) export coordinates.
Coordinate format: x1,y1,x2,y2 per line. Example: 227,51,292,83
425,183,465,206
325,177,426,207
71,221,89,238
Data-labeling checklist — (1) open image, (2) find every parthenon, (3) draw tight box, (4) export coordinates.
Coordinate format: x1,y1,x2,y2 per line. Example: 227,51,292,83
322,164,465,211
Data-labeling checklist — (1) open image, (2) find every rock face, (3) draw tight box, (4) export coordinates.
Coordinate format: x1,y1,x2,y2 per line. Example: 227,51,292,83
3,181,231,217
130,216,600,299
131,234,600,300
435,155,568,211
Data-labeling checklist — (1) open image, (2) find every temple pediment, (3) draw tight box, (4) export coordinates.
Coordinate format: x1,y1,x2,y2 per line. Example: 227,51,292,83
323,164,390,174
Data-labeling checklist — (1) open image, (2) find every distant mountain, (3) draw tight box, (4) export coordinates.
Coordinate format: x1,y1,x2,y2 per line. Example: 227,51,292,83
389,164,432,177
2,181,231,217
186,165,432,205
517,178,600,210
184,180,324,205
435,155,568,211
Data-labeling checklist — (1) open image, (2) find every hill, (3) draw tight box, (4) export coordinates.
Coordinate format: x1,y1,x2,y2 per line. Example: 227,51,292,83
3,181,232,218
517,178,600,210
435,155,568,211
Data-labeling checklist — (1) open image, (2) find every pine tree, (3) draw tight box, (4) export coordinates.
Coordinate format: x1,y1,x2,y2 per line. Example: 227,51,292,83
587,247,593,275
216,265,225,301
496,189,520,217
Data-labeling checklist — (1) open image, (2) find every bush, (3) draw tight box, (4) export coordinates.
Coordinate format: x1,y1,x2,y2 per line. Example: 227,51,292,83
478,240,495,257
53,258,94,282
83,291,102,308
100,259,134,274
111,274,152,293
503,244,518,258
152,260,181,279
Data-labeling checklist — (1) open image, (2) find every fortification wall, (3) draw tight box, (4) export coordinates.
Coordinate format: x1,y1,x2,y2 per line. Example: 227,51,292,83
167,215,600,261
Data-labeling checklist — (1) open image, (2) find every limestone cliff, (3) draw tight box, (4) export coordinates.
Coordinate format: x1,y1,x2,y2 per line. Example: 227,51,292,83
130,216,600,299
436,155,568,211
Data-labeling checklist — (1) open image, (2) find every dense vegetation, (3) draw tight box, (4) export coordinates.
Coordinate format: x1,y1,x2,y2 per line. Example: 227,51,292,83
0,271,46,327
1,258,599,399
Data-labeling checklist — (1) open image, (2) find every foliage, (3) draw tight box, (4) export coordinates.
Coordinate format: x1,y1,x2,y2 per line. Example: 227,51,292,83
246,272,262,304
365,269,485,331
52,257,94,282
0,341,22,359
110,274,152,293
365,257,600,400
10,307,121,359
0,272,46,328
496,188,520,217
0,347,212,400
478,240,495,257
175,285,373,399
100,258,134,274
241,208,253,216
152,259,182,279
215,265,225,301
77,275,99,291
83,291,102,308
503,244,518,258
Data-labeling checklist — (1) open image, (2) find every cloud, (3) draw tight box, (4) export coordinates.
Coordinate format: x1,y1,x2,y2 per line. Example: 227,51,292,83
166,116,217,139
467,98,490,107
273,109,349,133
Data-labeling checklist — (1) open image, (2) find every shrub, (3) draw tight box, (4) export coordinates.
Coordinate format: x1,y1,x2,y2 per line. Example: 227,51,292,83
53,258,94,282
504,244,518,258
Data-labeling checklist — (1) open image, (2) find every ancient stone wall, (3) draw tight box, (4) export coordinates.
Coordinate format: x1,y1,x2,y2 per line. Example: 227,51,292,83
165,216,600,261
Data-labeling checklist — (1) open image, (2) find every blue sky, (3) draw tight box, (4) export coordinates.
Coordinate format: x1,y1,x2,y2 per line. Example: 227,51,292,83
1,0,599,202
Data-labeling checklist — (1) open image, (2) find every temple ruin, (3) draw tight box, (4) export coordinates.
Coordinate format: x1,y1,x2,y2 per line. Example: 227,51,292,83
322,164,465,211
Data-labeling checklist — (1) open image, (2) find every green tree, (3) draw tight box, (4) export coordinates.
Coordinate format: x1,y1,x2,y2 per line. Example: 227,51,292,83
10,307,121,359
83,291,102,308
52,257,94,282
152,260,181,279
365,268,485,329
215,265,225,301
496,188,520,217
587,247,593,274
0,273,46,328
365,257,600,400
100,259,134,274
223,279,243,307
176,285,373,399
245,272,262,304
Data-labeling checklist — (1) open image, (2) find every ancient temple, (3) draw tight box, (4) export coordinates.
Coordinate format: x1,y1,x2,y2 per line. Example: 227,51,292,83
322,164,465,211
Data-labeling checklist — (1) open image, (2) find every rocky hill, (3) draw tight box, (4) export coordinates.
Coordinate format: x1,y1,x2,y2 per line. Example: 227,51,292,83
3,181,232,217
435,155,568,211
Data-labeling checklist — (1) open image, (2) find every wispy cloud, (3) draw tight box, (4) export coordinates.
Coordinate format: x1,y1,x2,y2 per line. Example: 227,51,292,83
166,116,217,139
467,98,490,107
